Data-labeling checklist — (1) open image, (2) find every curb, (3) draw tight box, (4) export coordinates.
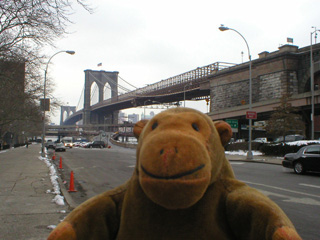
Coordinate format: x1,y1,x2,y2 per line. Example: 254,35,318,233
56,165,78,210
228,159,281,165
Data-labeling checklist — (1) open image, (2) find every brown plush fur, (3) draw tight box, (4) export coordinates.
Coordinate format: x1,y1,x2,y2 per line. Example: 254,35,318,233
48,107,301,240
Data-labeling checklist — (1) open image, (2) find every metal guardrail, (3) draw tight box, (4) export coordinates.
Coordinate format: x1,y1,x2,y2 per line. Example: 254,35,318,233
91,61,235,108
129,61,235,96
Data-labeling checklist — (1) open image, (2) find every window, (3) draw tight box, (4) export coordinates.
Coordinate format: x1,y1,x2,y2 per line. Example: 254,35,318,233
304,146,320,154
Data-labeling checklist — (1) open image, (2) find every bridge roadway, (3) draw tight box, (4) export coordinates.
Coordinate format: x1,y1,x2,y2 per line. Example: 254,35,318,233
63,62,235,125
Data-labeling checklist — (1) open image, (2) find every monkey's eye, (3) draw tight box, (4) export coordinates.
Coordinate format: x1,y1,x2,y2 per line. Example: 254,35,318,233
152,121,158,130
192,123,200,131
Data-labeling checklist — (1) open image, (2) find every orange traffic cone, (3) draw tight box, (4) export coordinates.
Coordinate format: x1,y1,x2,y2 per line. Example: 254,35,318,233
52,151,56,160
59,157,63,169
68,171,77,192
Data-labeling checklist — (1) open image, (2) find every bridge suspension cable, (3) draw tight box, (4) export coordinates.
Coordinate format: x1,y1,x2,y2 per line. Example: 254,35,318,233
88,72,134,94
76,85,84,111
118,75,137,89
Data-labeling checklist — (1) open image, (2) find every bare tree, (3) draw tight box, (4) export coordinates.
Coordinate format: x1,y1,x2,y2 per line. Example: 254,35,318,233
265,94,305,141
0,0,92,57
0,0,92,144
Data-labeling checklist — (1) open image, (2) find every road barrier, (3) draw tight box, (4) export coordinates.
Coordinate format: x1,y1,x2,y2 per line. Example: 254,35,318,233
68,171,77,192
59,157,63,169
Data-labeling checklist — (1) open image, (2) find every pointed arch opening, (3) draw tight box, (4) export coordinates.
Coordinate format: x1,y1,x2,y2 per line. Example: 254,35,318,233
104,82,112,100
90,82,99,106
63,110,68,121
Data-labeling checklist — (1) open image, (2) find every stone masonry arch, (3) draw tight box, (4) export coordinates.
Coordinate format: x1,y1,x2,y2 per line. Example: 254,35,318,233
83,70,119,125
60,106,76,125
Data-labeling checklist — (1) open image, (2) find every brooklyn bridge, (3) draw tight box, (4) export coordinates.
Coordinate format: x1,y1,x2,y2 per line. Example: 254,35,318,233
48,43,320,139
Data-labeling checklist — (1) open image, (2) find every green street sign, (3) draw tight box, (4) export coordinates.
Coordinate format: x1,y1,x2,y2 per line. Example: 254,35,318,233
226,119,238,129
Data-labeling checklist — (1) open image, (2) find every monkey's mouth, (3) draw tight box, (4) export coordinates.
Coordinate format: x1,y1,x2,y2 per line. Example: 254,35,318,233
140,164,205,180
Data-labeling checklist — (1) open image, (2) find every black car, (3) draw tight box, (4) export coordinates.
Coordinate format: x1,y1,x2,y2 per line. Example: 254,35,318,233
87,141,106,149
282,145,320,174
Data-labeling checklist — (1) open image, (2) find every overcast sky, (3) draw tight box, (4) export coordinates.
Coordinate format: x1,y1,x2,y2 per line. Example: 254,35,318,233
45,0,320,124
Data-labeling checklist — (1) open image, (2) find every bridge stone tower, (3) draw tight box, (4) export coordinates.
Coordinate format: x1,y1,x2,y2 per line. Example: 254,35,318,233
60,106,76,125
83,70,119,125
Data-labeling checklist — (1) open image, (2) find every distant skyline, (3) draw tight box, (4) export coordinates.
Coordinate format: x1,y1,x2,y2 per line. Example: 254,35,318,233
45,0,320,124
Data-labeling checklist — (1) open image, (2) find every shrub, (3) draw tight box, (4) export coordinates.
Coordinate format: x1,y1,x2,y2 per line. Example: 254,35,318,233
261,141,320,156
225,142,263,151
226,140,320,156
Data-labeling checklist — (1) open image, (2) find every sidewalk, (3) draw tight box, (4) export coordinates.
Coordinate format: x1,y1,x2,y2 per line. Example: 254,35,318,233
226,152,283,165
0,144,69,240
0,144,283,240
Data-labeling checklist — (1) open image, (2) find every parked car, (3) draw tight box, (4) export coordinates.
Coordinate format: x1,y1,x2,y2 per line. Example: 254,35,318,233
80,142,90,148
45,140,55,149
235,139,246,143
72,142,81,147
274,135,305,143
252,137,273,143
282,144,320,174
87,141,106,149
54,143,66,152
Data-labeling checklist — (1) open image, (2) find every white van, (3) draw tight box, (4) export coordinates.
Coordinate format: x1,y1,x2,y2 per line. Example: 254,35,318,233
62,137,73,148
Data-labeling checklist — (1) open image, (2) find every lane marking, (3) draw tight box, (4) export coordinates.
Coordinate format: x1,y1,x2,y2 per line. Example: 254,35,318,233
258,190,320,206
299,183,320,189
242,180,320,199
128,165,135,168
230,162,245,165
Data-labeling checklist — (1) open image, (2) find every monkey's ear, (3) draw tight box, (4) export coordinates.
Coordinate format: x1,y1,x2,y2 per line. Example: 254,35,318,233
214,121,232,146
133,120,149,139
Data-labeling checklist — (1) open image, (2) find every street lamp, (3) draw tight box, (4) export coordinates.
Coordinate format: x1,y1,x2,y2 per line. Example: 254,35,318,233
219,25,253,160
310,26,320,140
143,100,162,119
143,99,151,119
41,50,75,157
184,82,192,107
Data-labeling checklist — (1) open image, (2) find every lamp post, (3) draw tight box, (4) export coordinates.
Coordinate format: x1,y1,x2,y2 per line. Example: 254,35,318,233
41,50,75,157
310,26,320,140
219,25,253,160
143,100,162,119
143,99,151,119
184,82,192,107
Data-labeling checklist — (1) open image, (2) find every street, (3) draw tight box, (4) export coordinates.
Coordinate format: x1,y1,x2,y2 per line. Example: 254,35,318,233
231,162,320,239
53,145,320,239
52,145,136,205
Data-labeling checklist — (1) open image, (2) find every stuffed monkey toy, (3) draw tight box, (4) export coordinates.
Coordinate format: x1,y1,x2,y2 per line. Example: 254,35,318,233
48,107,301,240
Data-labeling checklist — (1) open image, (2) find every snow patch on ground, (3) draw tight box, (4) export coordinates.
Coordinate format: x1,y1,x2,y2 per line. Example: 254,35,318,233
226,140,320,156
225,150,264,156
285,140,320,146
39,155,65,206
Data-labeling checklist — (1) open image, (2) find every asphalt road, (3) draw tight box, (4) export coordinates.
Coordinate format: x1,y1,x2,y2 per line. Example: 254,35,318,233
54,145,320,239
230,162,320,239
53,145,136,205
